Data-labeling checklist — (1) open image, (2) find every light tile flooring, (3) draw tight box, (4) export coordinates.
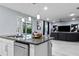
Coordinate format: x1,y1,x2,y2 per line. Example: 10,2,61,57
52,40,79,56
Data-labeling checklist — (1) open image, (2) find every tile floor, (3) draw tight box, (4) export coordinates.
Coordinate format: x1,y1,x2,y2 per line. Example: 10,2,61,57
52,40,79,56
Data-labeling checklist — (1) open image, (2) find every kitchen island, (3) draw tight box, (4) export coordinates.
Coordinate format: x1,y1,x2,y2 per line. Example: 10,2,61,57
0,35,53,56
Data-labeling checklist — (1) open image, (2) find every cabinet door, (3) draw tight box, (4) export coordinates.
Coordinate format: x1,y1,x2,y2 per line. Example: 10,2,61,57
14,42,28,56
0,38,14,56
0,42,2,56
14,45,28,56
7,45,14,56
0,38,7,56
0,43,8,56
6,40,14,56
30,41,52,56
35,42,48,56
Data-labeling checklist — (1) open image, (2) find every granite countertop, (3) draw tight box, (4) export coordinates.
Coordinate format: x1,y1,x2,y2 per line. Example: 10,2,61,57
0,35,54,45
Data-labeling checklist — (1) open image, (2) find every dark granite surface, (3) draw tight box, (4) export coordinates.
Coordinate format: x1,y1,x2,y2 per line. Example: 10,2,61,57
0,35,54,45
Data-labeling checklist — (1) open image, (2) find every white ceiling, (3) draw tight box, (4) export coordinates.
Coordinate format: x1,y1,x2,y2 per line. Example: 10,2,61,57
0,3,79,21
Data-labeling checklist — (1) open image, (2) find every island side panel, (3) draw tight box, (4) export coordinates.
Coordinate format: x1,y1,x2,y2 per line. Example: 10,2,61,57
30,41,50,56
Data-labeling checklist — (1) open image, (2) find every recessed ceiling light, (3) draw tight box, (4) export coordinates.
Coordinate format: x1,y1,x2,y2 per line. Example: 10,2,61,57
28,17,31,21
44,6,48,10
47,18,49,20
72,18,76,20
70,13,75,16
22,18,25,22
37,14,40,19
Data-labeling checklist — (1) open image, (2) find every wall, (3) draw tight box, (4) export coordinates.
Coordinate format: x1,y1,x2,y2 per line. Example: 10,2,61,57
0,6,36,35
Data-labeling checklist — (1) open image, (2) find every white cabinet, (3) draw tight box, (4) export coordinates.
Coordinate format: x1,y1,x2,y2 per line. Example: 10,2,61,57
0,37,52,56
0,39,8,56
7,45,14,56
30,41,52,56
0,43,1,56
0,43,7,56
14,42,28,56
0,38,28,56
0,38,14,56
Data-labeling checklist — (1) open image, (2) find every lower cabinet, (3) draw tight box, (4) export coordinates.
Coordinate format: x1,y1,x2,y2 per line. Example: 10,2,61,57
30,41,52,56
0,38,14,56
0,42,7,56
0,38,52,56
14,42,28,56
0,38,28,56
7,45,14,56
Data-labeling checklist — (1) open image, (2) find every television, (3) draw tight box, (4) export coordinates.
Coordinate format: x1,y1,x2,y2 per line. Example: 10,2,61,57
58,26,70,32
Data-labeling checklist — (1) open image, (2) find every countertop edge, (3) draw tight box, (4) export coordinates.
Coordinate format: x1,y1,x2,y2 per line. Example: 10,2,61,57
0,36,54,45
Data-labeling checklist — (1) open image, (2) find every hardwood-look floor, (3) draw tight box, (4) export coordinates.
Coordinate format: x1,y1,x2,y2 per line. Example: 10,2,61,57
52,40,79,56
